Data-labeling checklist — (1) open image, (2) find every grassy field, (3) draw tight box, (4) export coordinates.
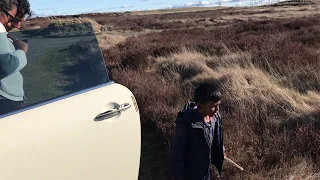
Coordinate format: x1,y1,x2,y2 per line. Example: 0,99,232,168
24,2,320,179
103,16,320,180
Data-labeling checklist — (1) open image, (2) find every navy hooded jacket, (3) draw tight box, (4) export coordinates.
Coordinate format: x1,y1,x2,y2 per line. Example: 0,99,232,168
170,102,224,180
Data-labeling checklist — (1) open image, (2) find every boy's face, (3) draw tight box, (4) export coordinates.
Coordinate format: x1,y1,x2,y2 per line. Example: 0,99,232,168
198,100,221,117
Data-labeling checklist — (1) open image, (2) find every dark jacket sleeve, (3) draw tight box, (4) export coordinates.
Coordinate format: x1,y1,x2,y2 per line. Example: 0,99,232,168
170,117,190,179
211,112,224,175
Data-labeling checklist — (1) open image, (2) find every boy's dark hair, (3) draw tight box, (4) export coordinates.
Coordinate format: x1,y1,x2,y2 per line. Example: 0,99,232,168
194,82,221,104
16,0,31,20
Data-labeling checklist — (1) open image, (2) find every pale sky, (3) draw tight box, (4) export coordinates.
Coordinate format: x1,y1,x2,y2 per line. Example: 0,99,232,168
29,0,282,17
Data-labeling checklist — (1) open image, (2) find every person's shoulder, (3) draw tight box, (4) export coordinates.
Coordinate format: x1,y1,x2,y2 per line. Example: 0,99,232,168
0,23,7,33
176,102,201,124
179,101,195,112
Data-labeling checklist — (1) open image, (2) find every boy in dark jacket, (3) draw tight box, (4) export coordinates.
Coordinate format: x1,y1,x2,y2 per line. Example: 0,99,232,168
170,83,225,180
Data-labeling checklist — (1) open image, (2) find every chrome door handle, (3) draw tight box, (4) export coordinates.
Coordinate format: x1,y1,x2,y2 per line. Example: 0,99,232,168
94,103,131,121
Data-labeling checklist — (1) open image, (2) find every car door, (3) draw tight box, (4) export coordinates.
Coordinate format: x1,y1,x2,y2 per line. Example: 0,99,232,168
0,24,141,180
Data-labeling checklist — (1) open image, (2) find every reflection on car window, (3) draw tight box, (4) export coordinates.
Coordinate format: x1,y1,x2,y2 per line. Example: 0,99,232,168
0,23,109,116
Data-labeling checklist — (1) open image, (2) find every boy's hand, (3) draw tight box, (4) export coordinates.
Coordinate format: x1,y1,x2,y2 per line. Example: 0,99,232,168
13,40,28,53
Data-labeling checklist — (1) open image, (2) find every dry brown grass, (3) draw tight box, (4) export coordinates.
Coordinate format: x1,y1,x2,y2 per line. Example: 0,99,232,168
215,5,319,25
96,34,127,49
246,157,320,180
148,48,213,82
131,6,226,16
150,48,320,116
109,42,320,179
49,17,104,34
98,12,320,178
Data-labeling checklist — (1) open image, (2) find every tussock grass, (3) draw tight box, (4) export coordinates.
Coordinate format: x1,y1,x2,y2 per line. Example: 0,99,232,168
96,34,127,50
49,17,104,34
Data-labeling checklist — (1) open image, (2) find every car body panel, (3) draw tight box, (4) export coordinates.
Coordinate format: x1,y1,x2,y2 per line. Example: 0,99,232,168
0,83,141,180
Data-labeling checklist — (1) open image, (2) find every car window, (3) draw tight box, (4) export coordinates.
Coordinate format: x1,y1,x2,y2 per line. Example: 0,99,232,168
0,23,109,116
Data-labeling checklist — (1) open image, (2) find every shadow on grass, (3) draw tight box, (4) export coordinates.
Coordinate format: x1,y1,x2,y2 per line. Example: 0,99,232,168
139,122,170,180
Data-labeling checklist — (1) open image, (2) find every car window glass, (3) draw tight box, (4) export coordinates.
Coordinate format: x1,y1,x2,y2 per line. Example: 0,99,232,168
0,23,109,116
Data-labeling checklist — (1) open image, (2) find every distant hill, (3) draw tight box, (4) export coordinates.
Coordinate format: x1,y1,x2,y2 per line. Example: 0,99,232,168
273,0,315,6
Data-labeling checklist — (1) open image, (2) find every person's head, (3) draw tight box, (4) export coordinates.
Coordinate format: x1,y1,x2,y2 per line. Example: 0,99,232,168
5,0,31,31
0,0,18,27
194,82,222,117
